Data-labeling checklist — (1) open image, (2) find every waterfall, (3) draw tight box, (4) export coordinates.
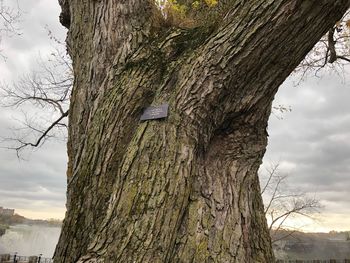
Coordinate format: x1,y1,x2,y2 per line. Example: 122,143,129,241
0,224,61,258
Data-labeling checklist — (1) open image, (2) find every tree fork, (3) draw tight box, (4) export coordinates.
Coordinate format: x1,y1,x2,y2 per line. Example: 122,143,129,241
54,1,350,262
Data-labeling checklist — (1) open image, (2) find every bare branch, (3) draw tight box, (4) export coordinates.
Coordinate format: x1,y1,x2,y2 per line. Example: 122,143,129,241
271,228,298,244
0,38,72,154
0,0,21,34
261,163,280,195
260,162,322,242
264,174,286,214
328,27,337,63
295,11,350,80
2,110,69,156
337,55,350,62
0,0,21,57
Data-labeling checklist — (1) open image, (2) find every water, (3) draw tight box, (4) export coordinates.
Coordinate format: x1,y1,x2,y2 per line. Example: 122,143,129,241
0,224,61,258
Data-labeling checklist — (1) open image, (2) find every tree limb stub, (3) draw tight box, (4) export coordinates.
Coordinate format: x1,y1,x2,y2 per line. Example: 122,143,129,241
58,0,70,29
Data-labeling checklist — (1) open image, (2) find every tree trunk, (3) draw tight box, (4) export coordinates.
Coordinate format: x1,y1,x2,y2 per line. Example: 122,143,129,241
54,1,350,262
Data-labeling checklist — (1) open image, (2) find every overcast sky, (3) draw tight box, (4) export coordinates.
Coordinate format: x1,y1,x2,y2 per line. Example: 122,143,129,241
0,0,67,219
0,0,349,232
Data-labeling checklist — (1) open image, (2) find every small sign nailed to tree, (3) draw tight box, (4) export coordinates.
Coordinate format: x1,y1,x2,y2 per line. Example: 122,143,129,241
140,104,169,121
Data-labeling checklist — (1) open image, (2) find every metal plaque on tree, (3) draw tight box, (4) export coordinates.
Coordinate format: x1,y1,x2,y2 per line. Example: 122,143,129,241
140,104,169,121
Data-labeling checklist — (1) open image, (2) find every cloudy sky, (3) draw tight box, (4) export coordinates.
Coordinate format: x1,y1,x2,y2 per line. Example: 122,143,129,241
0,0,67,219
0,0,349,232
264,72,350,232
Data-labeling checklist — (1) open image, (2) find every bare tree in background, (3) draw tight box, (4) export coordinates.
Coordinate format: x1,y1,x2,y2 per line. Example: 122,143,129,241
271,12,350,111
0,1,71,155
260,17,350,243
0,0,21,56
0,39,72,155
297,11,350,79
260,163,322,243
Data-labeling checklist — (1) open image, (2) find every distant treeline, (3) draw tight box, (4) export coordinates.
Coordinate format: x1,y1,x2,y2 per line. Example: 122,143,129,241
0,213,62,229
273,229,350,261
0,214,25,226
24,218,62,227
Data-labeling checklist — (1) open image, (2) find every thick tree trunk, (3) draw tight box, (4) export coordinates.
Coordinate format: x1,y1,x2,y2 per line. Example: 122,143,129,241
54,1,350,262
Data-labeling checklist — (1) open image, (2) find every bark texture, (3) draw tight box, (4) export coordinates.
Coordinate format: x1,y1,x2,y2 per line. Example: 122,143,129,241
54,1,350,262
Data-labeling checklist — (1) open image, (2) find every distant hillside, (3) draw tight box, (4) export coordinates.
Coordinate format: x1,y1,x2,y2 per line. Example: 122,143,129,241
23,218,62,227
273,230,350,260
0,210,62,231
0,213,26,226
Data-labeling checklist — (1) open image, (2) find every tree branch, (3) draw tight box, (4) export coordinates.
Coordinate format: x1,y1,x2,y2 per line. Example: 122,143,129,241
0,41,72,154
4,110,69,156
328,27,337,63
260,162,322,242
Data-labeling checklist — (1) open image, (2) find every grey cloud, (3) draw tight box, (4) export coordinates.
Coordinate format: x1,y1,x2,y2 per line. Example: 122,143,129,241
263,69,350,229
1,0,350,228
0,134,67,218
1,0,67,82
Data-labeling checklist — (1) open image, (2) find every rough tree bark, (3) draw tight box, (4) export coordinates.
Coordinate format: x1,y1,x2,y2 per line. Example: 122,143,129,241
54,1,350,262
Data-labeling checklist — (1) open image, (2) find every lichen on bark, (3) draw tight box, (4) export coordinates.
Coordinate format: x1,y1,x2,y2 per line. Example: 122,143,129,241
54,1,350,262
